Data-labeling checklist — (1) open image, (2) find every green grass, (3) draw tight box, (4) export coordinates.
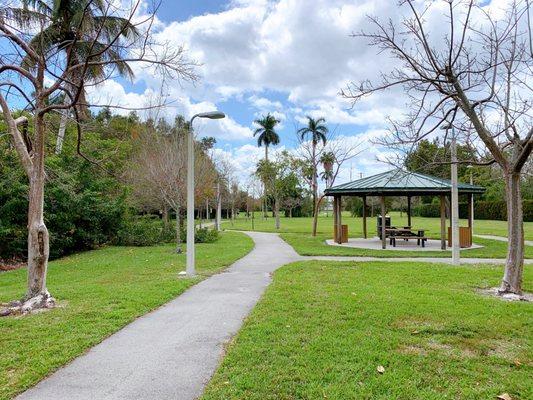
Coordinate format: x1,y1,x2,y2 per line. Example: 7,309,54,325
229,211,533,240
0,231,253,400
228,212,533,259
281,233,533,259
202,261,533,400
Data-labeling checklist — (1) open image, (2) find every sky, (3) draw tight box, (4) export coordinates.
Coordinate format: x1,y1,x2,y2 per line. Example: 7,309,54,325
83,0,512,186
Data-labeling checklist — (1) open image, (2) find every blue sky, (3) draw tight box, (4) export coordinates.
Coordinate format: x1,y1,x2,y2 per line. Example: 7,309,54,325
99,0,403,182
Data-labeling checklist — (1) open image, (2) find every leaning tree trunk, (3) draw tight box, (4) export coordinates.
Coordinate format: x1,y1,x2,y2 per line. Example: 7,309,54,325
21,115,55,313
500,172,524,294
55,108,68,155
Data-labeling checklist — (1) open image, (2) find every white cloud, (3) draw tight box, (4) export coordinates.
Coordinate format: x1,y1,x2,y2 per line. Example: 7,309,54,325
248,95,283,110
87,0,520,187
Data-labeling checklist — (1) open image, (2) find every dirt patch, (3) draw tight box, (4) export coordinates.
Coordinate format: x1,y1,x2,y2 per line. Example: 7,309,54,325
397,344,428,356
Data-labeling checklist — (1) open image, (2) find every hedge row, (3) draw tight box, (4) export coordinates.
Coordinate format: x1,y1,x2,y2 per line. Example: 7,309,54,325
115,216,219,247
411,200,533,222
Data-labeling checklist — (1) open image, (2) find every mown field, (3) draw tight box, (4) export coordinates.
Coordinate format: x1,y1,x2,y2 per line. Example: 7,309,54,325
228,211,533,239
227,212,533,258
0,232,253,400
202,260,533,400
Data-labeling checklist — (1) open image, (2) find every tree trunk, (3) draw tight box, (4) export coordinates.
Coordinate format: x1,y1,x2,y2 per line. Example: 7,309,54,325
175,206,182,253
24,114,55,312
500,172,524,294
311,143,317,218
179,207,185,230
55,107,68,155
216,183,222,232
162,204,169,228
274,196,280,230
312,195,322,236
263,145,269,219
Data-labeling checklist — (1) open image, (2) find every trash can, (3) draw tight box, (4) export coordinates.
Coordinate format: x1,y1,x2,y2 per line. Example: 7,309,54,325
448,227,472,248
333,224,349,243
377,215,391,239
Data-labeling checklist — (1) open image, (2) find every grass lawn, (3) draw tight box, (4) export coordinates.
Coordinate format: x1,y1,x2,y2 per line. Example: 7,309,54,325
227,212,533,259
0,231,253,400
228,211,533,240
202,261,533,400
281,232,533,259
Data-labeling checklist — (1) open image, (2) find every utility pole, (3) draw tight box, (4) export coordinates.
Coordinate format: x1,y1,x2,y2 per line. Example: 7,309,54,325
186,111,225,277
441,123,460,265
216,180,222,231
468,165,474,236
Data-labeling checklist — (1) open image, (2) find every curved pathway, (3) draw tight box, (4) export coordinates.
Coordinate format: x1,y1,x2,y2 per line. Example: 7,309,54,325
16,231,530,400
474,234,533,247
17,232,304,400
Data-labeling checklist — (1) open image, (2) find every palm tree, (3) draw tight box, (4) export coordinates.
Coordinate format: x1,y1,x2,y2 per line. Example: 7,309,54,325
253,113,280,161
297,116,328,224
320,151,335,187
7,0,139,153
253,113,280,219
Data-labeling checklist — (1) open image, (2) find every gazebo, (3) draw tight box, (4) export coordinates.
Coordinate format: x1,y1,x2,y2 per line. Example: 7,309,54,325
324,169,485,250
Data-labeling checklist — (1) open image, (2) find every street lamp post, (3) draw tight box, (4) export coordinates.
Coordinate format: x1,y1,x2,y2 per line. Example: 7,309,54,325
441,123,460,265
186,111,225,277
467,164,474,236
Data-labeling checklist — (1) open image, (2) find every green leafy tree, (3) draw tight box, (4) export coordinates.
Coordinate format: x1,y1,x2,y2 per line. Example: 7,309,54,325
7,0,139,153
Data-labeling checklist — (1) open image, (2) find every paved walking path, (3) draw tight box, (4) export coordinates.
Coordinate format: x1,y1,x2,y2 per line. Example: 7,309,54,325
16,231,529,400
17,232,304,400
474,234,533,246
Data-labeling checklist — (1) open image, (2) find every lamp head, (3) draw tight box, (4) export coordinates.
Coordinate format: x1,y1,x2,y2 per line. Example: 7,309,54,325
197,111,225,120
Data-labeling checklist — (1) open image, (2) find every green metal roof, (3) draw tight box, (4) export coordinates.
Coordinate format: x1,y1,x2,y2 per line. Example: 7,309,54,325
324,169,485,196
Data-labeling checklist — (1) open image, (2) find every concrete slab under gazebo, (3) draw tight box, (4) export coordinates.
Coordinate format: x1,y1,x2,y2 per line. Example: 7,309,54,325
324,169,485,250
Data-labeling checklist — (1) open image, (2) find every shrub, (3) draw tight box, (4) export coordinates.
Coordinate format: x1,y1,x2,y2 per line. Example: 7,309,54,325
190,226,219,243
116,218,219,247
115,216,174,247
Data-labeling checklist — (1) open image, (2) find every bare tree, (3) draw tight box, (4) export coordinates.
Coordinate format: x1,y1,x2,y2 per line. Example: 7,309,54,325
130,123,187,252
297,131,362,236
0,0,196,314
343,0,532,295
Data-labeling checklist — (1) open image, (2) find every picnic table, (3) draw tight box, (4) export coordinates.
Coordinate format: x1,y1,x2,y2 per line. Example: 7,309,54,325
386,227,428,247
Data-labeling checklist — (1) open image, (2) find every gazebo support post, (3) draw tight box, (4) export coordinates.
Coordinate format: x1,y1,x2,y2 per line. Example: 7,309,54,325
333,196,338,243
362,195,367,239
337,196,342,243
380,196,386,249
467,193,473,244
407,195,412,227
440,195,446,250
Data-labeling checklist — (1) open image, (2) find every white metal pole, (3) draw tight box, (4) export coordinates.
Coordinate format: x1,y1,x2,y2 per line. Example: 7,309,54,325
470,172,474,236
216,181,222,231
451,127,460,265
186,116,196,276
